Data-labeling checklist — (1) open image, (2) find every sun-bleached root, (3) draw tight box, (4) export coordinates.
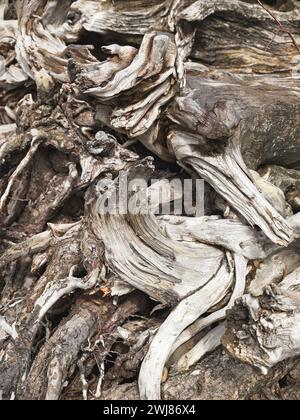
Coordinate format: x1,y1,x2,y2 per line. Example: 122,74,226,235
248,249,300,297
176,323,226,372
168,130,294,247
0,131,43,211
0,316,18,340
2,0,300,402
138,255,234,400
223,268,300,374
171,255,247,369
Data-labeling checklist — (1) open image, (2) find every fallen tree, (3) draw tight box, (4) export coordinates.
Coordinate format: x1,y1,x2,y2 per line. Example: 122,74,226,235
1,0,300,400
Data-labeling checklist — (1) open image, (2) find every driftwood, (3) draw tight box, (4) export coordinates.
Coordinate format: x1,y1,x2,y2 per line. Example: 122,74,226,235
1,0,300,401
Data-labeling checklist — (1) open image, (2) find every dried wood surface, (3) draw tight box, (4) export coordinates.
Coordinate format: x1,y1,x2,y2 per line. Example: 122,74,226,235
1,0,300,400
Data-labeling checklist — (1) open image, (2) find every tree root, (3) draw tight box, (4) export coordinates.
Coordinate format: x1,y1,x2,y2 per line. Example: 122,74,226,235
1,0,300,401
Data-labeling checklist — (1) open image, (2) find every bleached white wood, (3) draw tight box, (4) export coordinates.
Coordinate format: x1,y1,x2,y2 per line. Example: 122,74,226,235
249,250,300,297
0,316,18,340
139,257,234,400
0,136,41,212
171,255,247,356
35,267,99,321
280,266,300,291
159,215,268,260
91,169,228,305
176,323,226,372
111,280,135,297
168,130,293,246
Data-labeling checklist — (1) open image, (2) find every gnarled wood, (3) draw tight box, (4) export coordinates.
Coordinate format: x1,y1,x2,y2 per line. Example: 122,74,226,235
1,0,300,401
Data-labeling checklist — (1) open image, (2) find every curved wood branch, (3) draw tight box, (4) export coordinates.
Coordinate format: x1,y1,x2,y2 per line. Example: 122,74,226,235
139,256,234,399
224,271,300,374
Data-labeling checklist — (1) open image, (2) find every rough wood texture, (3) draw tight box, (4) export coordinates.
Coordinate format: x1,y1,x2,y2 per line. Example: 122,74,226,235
1,0,300,401
224,268,300,374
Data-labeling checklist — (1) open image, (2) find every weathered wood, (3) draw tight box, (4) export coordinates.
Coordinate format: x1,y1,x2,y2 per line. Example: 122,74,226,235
75,31,299,244
224,270,300,373
1,0,300,401
159,215,270,259
166,72,299,245
183,0,300,74
173,255,247,371
260,165,300,212
86,159,234,305
248,249,300,296
163,348,299,400
139,255,234,399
